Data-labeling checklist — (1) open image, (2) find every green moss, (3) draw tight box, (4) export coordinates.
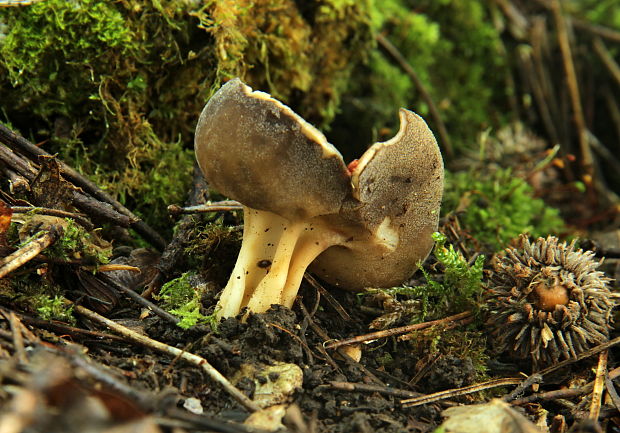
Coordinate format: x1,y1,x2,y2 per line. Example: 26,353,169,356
158,271,214,330
443,168,565,251
364,232,484,323
0,0,375,237
0,0,206,234
414,232,484,321
3,277,76,324
32,294,75,324
343,0,507,153
54,219,111,264
200,0,374,125
411,327,489,380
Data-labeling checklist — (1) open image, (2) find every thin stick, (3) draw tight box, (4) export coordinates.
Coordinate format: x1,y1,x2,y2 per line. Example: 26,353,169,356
74,305,259,412
589,350,608,420
573,18,620,43
5,309,126,342
503,374,543,402
304,273,351,323
550,0,592,177
537,334,620,377
512,366,620,406
375,33,454,160
8,312,27,363
400,377,523,407
96,273,203,330
604,91,620,147
593,38,620,88
329,381,422,400
397,315,473,342
605,371,620,414
510,338,620,406
325,311,472,350
11,206,94,231
0,165,30,194
0,230,58,278
167,201,243,217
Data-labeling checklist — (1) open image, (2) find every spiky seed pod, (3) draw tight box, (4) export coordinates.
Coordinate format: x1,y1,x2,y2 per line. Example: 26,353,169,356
486,235,614,368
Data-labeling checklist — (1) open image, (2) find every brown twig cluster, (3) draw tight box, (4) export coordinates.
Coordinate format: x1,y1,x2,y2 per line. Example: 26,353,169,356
493,0,620,215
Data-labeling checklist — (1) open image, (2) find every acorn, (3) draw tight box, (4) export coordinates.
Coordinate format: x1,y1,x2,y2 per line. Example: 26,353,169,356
486,235,614,368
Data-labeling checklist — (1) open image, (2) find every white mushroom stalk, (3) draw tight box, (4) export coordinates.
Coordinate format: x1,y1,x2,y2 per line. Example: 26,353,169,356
217,208,347,318
195,79,444,319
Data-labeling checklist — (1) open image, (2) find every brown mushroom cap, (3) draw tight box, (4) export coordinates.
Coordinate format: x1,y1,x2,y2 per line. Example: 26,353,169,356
194,78,444,317
195,78,351,220
310,109,444,288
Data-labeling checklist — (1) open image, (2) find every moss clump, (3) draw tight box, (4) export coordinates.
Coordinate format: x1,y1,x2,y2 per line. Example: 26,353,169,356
48,219,112,264
2,278,76,324
32,294,75,324
198,0,374,125
443,168,564,251
158,271,214,330
0,1,374,237
364,232,484,323
409,327,489,382
0,0,201,233
414,232,484,321
11,216,112,265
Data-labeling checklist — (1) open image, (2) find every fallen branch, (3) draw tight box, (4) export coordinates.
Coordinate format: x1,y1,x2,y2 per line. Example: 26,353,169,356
0,124,166,250
0,230,59,278
0,143,136,228
74,305,260,412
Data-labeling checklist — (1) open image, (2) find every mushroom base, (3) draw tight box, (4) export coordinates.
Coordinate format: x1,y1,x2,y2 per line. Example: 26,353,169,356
215,207,346,319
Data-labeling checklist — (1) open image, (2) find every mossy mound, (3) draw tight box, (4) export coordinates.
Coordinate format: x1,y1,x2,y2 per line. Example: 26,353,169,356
0,0,373,235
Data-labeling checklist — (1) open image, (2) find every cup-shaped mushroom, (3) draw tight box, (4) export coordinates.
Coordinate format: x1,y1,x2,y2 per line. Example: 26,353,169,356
195,79,444,319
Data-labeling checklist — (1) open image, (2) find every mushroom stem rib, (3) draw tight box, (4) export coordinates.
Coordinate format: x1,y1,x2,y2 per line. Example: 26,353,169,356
216,208,281,318
218,210,346,319
280,229,345,308
245,220,306,314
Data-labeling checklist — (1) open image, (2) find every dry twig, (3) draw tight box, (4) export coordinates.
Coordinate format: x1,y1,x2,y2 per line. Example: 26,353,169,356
303,273,352,323
604,372,620,414
400,377,523,407
167,201,243,217
593,38,620,89
0,229,58,278
11,206,94,231
74,305,260,412
325,311,472,350
329,381,422,400
550,0,592,177
589,350,608,420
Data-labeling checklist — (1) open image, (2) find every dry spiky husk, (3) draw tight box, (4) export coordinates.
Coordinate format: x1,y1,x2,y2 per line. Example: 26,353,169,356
486,235,613,368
